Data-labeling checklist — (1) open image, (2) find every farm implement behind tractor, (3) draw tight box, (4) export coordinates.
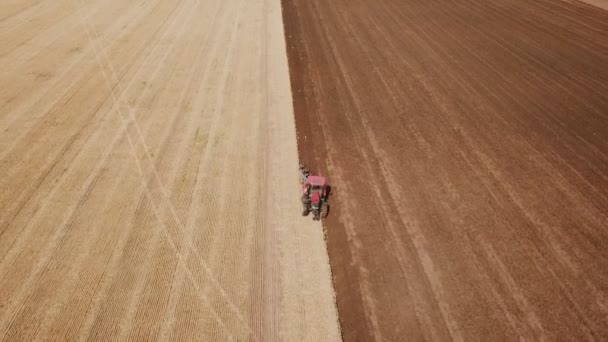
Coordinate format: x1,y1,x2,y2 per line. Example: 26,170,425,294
299,164,329,221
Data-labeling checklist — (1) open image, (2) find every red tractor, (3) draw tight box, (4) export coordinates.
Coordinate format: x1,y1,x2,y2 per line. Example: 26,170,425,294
299,164,329,220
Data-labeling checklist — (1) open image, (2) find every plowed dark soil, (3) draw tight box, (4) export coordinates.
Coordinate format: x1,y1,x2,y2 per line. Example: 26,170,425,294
282,0,608,340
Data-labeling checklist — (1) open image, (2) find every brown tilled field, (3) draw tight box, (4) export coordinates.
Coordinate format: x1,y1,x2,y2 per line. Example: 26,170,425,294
283,0,608,340
0,0,341,340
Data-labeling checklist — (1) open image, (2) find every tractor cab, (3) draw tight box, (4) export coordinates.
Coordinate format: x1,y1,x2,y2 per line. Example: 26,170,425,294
305,175,327,197
306,175,326,187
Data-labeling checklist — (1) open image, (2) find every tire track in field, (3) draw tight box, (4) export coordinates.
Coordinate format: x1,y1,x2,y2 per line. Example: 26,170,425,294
94,1,224,339
0,1,188,336
0,0,176,239
72,0,254,338
66,1,207,338
0,0,176,235
120,23,224,335
153,1,261,338
25,2,217,340
198,0,265,335
0,0,178,264
155,0,243,337
0,0,154,157
0,1,140,111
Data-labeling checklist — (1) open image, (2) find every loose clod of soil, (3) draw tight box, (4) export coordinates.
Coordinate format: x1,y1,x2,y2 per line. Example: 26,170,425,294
283,0,608,340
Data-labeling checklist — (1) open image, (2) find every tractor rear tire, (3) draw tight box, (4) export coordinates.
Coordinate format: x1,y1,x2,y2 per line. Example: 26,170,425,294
321,203,329,219
302,205,310,216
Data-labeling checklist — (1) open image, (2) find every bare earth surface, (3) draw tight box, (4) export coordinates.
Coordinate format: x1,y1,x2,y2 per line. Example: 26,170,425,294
282,0,608,340
0,0,340,340
573,0,608,11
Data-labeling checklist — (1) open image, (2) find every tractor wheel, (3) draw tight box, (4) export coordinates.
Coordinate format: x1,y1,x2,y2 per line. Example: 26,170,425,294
302,204,310,216
313,209,320,221
321,203,329,219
